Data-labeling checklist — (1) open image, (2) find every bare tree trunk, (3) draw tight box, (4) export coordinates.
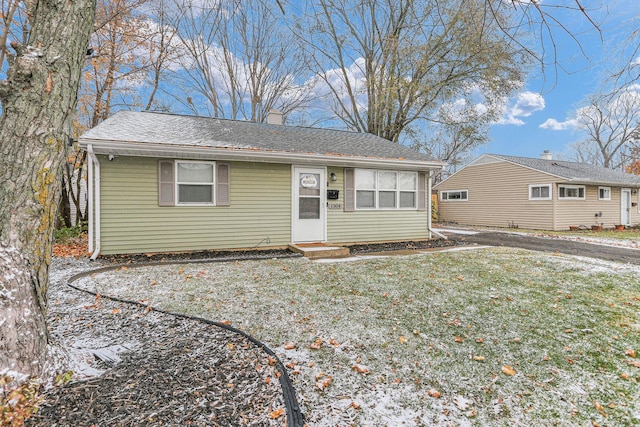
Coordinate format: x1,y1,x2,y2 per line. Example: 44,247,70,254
0,0,96,380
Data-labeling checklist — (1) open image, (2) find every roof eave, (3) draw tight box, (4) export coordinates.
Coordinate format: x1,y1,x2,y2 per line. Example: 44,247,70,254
79,139,444,171
563,179,640,187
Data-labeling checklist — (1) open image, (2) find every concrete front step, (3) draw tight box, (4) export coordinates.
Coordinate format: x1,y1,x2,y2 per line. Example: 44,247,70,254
288,244,350,259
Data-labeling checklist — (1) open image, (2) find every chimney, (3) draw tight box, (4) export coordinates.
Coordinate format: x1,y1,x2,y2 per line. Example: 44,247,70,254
540,150,552,160
266,109,283,125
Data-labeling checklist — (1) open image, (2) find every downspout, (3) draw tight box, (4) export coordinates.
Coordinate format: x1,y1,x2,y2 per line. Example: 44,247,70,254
427,169,447,240
87,145,101,260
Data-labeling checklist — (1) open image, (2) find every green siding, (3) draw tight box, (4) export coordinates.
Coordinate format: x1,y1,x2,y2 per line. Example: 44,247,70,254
98,156,291,254
326,168,430,243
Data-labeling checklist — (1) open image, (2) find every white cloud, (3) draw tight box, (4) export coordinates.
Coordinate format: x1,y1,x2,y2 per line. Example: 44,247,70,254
511,92,545,117
495,91,545,125
539,118,579,130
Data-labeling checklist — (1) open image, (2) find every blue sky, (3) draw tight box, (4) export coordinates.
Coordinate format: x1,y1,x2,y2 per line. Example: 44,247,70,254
475,0,640,160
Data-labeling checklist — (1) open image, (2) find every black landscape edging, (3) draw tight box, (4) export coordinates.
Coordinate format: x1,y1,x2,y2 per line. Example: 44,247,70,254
66,254,305,427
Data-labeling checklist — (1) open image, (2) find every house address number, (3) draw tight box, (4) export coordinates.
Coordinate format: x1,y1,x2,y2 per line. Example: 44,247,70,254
328,202,342,210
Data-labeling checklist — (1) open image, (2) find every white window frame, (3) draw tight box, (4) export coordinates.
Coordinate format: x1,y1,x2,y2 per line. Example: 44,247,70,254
558,184,585,200
598,186,611,201
529,184,552,200
440,190,469,201
354,169,418,210
175,160,216,206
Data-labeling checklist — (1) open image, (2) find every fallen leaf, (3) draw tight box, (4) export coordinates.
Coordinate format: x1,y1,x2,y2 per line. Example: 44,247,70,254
475,337,484,343
269,408,285,419
284,342,297,350
350,402,360,410
227,343,234,350
593,401,604,412
309,339,322,350
454,336,463,343
620,372,629,380
315,375,332,390
428,388,441,398
111,308,120,314
625,349,636,358
352,364,370,374
625,360,640,368
472,355,485,362
329,338,340,347
399,336,408,344
502,365,516,376
456,275,464,281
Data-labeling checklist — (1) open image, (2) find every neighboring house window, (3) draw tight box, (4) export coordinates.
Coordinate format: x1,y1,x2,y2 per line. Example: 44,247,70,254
440,190,468,201
529,184,551,200
354,169,418,209
158,160,230,206
558,185,585,200
598,186,611,200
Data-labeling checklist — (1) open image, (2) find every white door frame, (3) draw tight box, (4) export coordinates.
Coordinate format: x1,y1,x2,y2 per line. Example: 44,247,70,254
291,166,327,243
621,188,631,225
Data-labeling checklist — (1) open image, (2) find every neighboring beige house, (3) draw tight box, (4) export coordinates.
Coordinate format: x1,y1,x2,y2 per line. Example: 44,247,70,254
434,153,640,231
79,111,443,257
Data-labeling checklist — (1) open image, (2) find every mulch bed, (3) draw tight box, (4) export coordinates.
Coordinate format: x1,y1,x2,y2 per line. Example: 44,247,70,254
26,266,286,427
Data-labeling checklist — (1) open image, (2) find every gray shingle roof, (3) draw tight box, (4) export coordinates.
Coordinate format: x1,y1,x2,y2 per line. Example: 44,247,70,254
80,111,437,163
493,154,640,186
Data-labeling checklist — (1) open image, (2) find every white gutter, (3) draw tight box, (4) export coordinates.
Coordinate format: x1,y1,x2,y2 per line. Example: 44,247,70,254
77,139,444,172
87,144,101,260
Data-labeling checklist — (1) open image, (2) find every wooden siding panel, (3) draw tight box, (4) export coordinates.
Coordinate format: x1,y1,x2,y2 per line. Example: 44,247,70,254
99,156,292,254
436,160,640,230
436,160,554,229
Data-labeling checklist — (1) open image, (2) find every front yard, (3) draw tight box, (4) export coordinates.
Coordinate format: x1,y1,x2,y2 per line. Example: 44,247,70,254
79,247,640,426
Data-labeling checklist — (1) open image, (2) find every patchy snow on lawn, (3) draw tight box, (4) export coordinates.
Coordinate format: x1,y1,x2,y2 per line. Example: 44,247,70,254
75,247,640,426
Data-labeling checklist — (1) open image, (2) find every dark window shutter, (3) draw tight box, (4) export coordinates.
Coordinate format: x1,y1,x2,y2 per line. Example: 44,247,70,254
216,163,230,206
417,171,427,211
158,160,175,206
344,168,355,212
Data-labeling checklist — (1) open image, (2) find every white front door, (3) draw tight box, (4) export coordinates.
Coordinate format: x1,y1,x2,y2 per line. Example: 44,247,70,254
292,167,326,243
621,188,631,225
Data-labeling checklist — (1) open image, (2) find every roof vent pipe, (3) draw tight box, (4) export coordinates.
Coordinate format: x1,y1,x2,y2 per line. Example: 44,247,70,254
540,150,552,160
267,109,283,125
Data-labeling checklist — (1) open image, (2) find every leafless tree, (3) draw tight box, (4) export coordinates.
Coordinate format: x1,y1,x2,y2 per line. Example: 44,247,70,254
570,86,640,170
167,0,311,121
297,0,527,161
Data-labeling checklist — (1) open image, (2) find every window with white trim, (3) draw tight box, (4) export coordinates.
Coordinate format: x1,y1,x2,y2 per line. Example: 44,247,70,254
529,184,551,200
354,169,417,209
176,161,215,204
598,186,611,200
158,160,230,207
558,185,585,200
440,190,468,201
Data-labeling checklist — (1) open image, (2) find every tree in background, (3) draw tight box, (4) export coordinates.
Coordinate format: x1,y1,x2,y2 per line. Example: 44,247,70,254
168,0,311,121
59,0,181,228
0,0,96,380
297,0,527,161
568,86,640,170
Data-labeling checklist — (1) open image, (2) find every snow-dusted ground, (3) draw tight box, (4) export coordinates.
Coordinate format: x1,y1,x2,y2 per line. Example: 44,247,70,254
68,246,640,426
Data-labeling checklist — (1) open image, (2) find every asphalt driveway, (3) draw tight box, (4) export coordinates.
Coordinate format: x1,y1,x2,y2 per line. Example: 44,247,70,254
438,229,640,265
